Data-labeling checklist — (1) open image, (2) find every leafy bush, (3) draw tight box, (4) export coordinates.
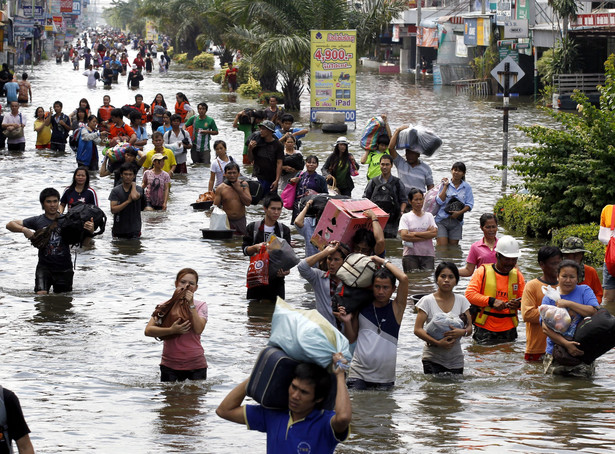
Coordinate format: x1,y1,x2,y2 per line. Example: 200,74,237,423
237,76,262,99
494,194,548,237
258,91,284,105
174,52,188,64
237,60,258,86
551,223,605,267
167,46,174,58
511,54,615,231
192,52,215,69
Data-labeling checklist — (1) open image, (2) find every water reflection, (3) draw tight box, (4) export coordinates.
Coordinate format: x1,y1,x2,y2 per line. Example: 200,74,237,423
246,299,275,338
416,379,464,449
31,294,74,325
155,383,210,452
346,390,401,452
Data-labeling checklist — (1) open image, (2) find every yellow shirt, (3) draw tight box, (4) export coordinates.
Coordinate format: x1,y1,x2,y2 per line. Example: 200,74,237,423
142,147,177,172
34,119,52,146
601,204,615,228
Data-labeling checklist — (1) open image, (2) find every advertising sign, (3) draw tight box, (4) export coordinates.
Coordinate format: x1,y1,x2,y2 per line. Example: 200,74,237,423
310,30,356,123
60,0,72,13
145,21,159,42
464,18,477,46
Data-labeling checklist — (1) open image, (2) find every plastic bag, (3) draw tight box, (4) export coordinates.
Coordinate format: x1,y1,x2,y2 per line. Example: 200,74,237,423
422,184,441,215
425,312,465,340
539,305,572,334
395,126,442,157
541,285,561,302
102,142,130,162
268,298,352,368
359,116,386,151
246,244,269,288
267,235,299,277
209,206,230,230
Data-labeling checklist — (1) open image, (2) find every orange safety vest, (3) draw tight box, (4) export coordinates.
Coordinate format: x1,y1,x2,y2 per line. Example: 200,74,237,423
98,105,114,122
474,265,520,328
134,102,148,124
175,101,189,122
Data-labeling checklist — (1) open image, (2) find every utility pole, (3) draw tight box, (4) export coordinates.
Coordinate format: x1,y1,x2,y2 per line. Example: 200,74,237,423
415,0,421,85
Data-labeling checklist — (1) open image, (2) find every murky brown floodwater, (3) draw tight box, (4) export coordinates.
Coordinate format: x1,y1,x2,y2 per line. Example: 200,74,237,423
1,49,614,453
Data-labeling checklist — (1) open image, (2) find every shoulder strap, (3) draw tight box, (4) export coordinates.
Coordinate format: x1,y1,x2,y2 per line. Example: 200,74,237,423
253,220,264,244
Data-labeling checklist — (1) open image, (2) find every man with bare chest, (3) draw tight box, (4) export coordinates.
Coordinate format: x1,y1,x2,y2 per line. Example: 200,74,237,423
213,162,252,235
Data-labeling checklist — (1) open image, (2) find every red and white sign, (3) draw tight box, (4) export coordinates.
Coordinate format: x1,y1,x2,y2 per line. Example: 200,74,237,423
571,13,615,28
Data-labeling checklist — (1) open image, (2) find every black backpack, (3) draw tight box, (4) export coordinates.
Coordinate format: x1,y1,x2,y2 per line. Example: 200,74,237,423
370,181,399,216
239,177,264,205
57,203,107,246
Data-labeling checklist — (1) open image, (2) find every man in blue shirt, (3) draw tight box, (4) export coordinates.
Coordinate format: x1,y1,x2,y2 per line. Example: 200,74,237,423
4,77,19,103
217,353,351,453
274,113,308,148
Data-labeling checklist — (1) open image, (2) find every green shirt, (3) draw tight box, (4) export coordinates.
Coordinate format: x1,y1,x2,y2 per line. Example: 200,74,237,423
237,123,253,156
365,149,389,180
185,115,218,152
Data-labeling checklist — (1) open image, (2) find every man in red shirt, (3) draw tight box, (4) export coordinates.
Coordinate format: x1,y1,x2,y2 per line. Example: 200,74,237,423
225,62,238,92
108,108,137,147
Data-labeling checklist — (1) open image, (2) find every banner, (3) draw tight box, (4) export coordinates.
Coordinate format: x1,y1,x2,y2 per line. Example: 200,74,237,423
417,27,438,48
145,20,158,42
310,30,357,123
53,15,64,32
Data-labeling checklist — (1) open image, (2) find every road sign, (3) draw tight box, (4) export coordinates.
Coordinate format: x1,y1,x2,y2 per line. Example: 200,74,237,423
491,56,525,89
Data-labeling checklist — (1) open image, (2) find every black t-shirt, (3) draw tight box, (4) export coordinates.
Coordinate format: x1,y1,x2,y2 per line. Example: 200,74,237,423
252,137,284,182
108,184,145,236
50,113,70,143
0,388,30,454
22,214,72,269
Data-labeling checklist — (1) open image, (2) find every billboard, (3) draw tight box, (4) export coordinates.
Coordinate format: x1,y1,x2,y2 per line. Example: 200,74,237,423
310,30,356,123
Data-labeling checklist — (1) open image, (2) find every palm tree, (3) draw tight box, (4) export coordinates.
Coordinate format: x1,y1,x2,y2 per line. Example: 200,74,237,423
223,0,349,110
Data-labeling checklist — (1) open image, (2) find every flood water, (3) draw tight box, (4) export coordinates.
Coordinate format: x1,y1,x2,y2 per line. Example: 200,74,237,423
1,51,615,453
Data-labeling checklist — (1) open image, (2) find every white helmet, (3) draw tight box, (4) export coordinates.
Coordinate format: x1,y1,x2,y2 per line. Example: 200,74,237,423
495,235,520,258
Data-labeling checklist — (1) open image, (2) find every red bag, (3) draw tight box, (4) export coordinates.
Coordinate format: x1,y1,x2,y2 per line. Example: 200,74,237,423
247,244,270,288
605,205,615,277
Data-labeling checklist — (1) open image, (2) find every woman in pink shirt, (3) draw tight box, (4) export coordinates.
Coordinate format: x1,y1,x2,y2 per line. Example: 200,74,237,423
145,268,208,382
458,213,498,277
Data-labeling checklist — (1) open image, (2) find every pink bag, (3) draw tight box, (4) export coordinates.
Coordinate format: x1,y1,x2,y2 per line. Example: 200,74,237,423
281,182,298,209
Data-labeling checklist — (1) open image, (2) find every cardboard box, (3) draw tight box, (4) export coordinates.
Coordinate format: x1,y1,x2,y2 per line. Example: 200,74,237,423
310,199,389,251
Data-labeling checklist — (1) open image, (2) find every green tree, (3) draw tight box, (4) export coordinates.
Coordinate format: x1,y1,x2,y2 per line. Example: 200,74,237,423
223,0,350,110
511,54,615,230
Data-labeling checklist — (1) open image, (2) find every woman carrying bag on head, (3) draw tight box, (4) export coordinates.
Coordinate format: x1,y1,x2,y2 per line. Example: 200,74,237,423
145,268,208,382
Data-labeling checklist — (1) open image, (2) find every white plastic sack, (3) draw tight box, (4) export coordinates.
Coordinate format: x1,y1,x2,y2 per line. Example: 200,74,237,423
268,298,352,368
209,206,230,230
539,304,572,334
425,312,465,340
396,126,442,156
542,285,561,302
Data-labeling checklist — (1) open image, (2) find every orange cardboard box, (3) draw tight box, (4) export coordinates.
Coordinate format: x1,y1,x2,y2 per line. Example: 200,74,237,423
310,199,389,250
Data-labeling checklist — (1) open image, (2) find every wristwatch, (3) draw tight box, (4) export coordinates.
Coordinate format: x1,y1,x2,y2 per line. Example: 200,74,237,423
189,305,196,310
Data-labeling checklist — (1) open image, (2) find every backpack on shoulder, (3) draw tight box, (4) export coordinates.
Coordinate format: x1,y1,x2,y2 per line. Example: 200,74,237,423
57,203,107,246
